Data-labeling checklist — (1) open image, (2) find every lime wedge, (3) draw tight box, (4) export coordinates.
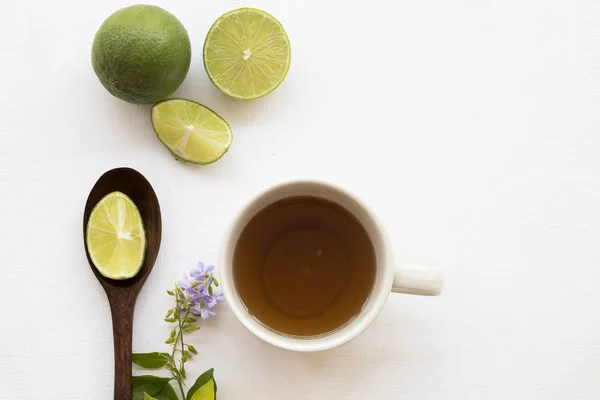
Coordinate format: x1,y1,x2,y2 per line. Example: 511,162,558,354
203,8,291,100
151,99,233,164
86,191,146,280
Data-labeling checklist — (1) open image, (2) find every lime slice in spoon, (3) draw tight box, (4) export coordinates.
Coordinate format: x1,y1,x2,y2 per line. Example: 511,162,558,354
86,191,146,280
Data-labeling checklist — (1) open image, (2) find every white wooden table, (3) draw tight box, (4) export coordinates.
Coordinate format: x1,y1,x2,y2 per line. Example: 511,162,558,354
1,0,600,398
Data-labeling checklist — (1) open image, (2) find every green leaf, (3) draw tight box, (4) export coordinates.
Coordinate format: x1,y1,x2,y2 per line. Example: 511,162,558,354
213,278,219,287
208,286,213,296
187,345,198,354
170,327,178,338
132,376,172,400
165,337,176,344
186,368,217,400
184,351,192,359
185,318,197,323
183,325,200,332
153,382,178,400
144,393,158,400
164,317,178,323
165,309,174,318
132,353,170,369
167,290,175,296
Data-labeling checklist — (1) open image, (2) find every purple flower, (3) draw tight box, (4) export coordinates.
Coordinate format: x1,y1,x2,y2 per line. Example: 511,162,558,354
177,261,223,320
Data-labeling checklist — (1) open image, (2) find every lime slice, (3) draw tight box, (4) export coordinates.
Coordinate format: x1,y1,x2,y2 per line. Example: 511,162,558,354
203,8,291,100
86,191,146,280
151,99,233,164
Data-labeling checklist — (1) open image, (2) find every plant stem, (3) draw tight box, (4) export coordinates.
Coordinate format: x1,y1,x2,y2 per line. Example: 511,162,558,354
171,283,186,399
171,285,182,360
175,376,185,400
178,308,191,370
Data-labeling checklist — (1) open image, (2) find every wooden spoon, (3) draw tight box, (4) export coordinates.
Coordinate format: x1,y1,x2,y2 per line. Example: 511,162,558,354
83,167,162,400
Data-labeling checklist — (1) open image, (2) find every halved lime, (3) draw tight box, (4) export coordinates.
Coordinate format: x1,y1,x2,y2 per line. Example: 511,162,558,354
203,8,291,100
86,191,146,280
151,99,233,164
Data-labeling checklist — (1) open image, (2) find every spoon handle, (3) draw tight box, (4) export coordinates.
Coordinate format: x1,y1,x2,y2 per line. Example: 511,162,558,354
109,298,135,400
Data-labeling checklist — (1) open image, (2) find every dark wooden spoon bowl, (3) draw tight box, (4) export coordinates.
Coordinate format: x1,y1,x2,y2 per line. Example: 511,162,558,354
83,167,162,400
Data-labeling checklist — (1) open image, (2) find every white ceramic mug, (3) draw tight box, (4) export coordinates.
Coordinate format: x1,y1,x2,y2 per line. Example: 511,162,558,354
219,180,444,352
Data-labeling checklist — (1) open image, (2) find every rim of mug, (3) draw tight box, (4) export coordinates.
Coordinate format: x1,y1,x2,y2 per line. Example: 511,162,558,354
219,179,394,352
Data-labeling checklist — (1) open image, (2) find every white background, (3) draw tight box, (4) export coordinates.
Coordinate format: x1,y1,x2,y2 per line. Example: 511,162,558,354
1,0,599,399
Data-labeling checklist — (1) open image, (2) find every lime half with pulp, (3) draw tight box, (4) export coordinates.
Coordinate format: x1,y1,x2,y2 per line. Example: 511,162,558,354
151,99,233,164
86,191,146,280
203,8,291,100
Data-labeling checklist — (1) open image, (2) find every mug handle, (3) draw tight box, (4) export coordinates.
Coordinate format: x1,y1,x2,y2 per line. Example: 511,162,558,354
392,265,444,296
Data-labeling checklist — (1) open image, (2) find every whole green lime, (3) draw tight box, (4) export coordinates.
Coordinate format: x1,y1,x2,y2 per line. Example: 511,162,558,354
91,5,191,104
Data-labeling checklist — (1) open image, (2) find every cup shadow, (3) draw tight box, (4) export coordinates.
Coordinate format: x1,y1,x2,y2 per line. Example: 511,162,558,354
227,307,428,387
